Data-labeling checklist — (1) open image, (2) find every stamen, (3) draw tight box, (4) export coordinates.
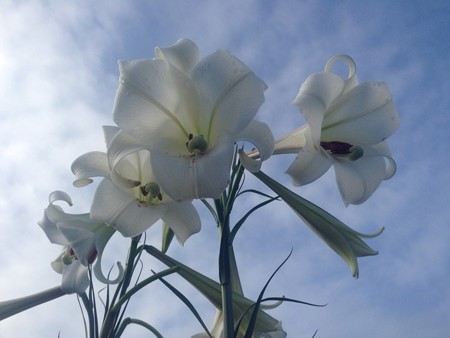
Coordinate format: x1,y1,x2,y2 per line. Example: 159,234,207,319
141,182,163,201
349,146,364,161
87,249,98,264
321,141,364,161
62,253,73,265
321,141,352,154
187,134,208,153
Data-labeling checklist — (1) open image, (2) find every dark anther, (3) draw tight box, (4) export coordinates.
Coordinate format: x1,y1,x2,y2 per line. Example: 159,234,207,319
320,141,353,154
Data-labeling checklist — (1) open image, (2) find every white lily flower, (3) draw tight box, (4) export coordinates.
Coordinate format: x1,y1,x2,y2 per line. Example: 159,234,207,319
112,38,274,201
38,191,122,294
275,55,400,205
71,126,201,242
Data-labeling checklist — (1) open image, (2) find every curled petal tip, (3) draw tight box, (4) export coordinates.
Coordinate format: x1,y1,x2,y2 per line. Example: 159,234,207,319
238,149,262,173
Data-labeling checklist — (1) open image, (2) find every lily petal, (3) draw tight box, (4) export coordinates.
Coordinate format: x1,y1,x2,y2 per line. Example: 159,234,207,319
285,127,332,186
107,130,149,189
93,225,124,284
113,58,200,145
60,260,89,294
292,72,345,145
162,201,202,245
321,82,400,145
151,136,235,201
334,142,397,205
71,151,110,187
191,49,267,143
372,141,397,180
324,54,359,94
57,223,98,266
237,120,274,173
38,209,69,246
273,125,308,155
333,153,387,206
91,179,166,237
155,38,200,75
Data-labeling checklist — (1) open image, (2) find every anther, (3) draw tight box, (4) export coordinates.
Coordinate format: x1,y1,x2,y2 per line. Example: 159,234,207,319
141,182,163,201
349,146,364,161
187,134,208,153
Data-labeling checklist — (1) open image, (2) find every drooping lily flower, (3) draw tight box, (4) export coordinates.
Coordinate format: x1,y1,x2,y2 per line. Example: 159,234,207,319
274,55,400,205
112,38,274,201
38,191,122,294
71,126,201,242
146,246,286,338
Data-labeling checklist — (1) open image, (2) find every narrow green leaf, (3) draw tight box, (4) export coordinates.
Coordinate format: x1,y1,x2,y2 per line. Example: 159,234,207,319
161,222,175,253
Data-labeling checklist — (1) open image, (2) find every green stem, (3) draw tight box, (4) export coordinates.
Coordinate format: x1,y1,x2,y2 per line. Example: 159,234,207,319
218,160,245,337
100,267,178,338
80,293,96,338
219,214,234,338
99,237,140,338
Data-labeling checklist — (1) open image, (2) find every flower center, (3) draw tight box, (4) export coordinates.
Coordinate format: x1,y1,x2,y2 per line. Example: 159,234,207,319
62,247,97,265
136,181,163,207
321,141,364,161
186,133,208,154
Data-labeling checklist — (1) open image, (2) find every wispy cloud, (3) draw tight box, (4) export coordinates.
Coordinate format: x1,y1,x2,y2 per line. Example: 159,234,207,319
0,1,448,337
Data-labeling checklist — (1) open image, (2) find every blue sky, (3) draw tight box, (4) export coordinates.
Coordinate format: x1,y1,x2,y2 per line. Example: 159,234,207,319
0,1,449,337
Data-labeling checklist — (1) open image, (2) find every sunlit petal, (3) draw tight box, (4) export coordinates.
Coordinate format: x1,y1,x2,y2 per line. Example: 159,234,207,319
113,58,199,145
71,151,110,187
292,72,344,144
155,38,199,75
321,82,400,144
151,137,235,201
192,49,267,141
90,179,165,237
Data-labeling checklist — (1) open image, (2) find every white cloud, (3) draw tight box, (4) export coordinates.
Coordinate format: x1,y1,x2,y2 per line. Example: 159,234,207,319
0,1,449,337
